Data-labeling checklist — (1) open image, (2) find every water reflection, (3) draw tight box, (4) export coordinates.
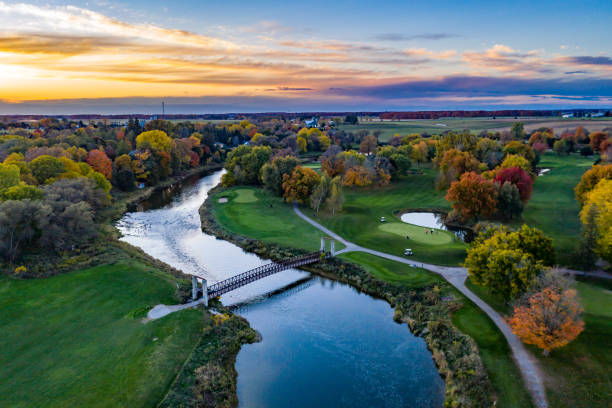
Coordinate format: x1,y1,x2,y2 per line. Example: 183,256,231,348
116,170,445,408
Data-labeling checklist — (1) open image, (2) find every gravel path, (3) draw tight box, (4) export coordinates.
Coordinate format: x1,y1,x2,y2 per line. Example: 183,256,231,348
294,204,548,408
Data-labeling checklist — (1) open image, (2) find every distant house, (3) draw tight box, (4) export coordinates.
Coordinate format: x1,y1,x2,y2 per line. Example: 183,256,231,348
562,112,574,118
305,117,319,128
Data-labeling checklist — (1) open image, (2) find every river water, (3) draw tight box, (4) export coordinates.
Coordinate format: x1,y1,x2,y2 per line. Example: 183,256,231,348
116,170,445,408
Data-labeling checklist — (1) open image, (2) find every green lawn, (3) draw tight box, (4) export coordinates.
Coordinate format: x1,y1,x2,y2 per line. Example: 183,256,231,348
516,153,594,266
340,252,533,408
467,277,612,408
0,262,204,408
212,187,343,251
302,167,467,266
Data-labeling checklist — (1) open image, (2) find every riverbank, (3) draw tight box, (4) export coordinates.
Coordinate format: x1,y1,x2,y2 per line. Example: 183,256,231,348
1,164,261,408
200,184,496,407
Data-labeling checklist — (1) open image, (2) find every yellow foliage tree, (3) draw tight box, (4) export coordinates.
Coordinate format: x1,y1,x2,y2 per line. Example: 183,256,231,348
580,179,612,262
136,130,172,152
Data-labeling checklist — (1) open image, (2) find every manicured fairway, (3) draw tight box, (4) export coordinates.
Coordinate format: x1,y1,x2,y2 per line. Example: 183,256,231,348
517,153,594,266
212,187,343,251
302,167,467,266
0,262,204,408
340,252,534,408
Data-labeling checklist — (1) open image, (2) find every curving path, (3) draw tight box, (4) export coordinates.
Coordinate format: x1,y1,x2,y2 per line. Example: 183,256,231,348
294,204,548,408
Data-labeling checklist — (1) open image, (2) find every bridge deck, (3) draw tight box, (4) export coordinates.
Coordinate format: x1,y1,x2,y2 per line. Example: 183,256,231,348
207,251,325,298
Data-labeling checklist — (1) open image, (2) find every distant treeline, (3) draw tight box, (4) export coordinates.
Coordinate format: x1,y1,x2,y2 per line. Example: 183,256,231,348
2,109,611,123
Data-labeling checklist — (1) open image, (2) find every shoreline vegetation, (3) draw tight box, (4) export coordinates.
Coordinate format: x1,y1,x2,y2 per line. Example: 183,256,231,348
200,183,505,407
1,164,259,408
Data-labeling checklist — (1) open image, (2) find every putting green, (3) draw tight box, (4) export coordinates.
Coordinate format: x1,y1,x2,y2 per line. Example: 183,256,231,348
379,222,453,245
233,189,258,203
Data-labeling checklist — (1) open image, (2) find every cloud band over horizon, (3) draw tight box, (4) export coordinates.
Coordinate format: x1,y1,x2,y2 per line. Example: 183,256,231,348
0,1,611,113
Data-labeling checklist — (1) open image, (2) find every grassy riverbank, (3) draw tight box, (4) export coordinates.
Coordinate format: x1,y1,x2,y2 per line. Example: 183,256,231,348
0,260,204,408
205,185,534,407
341,252,534,408
468,277,612,408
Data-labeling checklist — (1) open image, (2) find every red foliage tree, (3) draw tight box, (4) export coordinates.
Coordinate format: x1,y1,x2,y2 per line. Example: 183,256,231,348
446,172,498,221
494,166,533,203
86,149,112,180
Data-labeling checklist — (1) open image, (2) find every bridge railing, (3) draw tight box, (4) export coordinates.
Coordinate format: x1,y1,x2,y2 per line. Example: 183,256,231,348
207,251,325,298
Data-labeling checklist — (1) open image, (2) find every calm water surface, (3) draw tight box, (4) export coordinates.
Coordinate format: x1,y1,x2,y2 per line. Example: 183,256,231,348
117,170,445,408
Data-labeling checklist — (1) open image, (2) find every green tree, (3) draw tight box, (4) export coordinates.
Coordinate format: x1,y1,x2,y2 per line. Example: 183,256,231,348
30,155,66,184
310,173,331,212
224,145,272,186
577,203,599,270
0,163,20,190
553,139,570,155
261,156,299,196
496,181,523,219
0,199,50,261
326,176,344,216
510,122,525,140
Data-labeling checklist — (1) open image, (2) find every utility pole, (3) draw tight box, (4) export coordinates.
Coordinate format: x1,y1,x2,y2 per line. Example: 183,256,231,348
162,101,165,117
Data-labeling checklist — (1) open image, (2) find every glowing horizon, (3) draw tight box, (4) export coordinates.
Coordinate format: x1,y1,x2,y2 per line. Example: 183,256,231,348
0,1,611,113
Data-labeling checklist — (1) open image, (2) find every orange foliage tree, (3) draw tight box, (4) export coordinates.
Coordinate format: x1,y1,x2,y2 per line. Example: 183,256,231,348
446,172,498,221
342,166,372,187
86,149,112,180
507,287,584,355
282,166,320,204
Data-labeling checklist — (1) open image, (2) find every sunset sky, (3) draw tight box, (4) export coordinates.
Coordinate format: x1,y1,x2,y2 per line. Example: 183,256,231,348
1,0,611,113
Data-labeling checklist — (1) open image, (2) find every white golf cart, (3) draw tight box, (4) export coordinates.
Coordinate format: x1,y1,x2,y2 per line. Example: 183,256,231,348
380,216,386,222
404,248,413,256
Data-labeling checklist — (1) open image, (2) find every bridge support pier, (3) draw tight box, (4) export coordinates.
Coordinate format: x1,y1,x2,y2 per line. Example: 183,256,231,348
192,276,198,301
201,279,208,307
330,240,336,256
320,237,325,252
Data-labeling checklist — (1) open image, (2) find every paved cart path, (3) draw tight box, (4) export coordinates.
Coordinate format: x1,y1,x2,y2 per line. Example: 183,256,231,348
294,204,548,408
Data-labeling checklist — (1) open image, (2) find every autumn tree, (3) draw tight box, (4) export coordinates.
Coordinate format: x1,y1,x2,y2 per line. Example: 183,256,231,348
510,122,525,140
466,225,554,299
553,139,570,155
445,172,498,222
508,284,584,355
494,166,533,203
359,135,377,155
436,148,482,190
574,164,612,204
86,149,112,180
342,166,372,187
261,155,299,196
0,163,20,190
321,145,344,177
589,131,609,152
503,141,536,165
580,179,612,262
499,154,533,176
282,166,320,204
136,130,172,153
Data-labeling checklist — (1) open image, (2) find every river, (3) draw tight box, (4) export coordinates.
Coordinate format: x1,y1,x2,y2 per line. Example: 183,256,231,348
116,170,445,408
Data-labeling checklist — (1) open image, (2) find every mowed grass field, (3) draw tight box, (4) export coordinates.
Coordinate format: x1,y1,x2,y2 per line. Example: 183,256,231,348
0,262,204,408
213,187,343,251
302,167,467,266
467,277,612,408
517,153,594,266
340,252,534,408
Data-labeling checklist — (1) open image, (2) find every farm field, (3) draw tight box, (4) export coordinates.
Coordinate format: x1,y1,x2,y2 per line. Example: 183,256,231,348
337,118,612,142
0,262,204,408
